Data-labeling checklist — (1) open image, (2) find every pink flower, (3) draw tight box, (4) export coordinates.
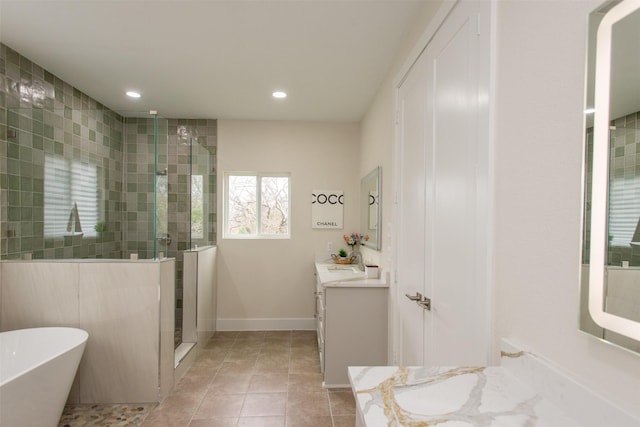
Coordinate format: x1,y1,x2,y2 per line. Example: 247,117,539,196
343,233,370,247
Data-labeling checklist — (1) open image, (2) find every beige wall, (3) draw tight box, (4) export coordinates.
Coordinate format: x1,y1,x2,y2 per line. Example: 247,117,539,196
216,120,360,329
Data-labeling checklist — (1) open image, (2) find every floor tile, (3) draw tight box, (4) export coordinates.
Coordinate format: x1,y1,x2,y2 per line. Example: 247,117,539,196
289,347,318,358
288,373,325,393
227,347,262,361
328,390,356,415
240,393,287,417
193,393,245,419
291,330,316,338
332,415,356,427
285,415,333,427
231,340,264,349
209,373,252,395
139,408,192,426
260,344,291,355
263,334,291,343
237,416,286,427
218,359,257,375
264,331,292,341
60,330,354,427
188,418,239,426
174,366,217,393
248,373,289,393
237,331,267,338
152,391,203,420
254,357,290,374
286,392,331,417
193,350,227,367
288,358,320,373
205,339,235,350
213,331,240,339
141,414,191,427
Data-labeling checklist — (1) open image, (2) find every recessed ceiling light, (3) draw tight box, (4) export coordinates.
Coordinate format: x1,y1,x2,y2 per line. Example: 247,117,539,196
272,91,287,99
126,91,141,99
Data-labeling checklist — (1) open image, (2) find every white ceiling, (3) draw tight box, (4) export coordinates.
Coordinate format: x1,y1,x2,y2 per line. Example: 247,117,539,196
0,0,429,121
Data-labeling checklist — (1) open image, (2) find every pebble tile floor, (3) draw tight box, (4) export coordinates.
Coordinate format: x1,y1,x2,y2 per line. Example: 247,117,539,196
59,330,356,427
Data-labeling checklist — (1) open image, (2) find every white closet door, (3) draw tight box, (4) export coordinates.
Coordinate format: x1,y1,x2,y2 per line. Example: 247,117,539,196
426,0,487,366
396,48,431,366
395,0,490,368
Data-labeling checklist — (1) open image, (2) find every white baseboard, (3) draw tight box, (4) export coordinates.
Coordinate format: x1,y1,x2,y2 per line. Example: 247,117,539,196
216,318,316,331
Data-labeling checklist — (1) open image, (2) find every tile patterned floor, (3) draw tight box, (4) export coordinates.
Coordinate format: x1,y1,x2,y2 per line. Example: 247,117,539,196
60,330,356,427
59,404,155,426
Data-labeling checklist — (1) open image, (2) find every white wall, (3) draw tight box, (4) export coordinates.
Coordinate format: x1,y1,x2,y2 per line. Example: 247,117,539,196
214,1,640,417
359,0,640,418
216,120,360,330
493,0,640,418
359,1,443,272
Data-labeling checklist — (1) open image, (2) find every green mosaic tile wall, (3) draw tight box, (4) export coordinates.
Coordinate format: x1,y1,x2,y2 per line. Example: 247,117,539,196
0,43,217,264
0,43,125,259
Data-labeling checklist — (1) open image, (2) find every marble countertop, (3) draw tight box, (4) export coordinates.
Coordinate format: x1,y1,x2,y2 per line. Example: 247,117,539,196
315,262,388,288
348,365,582,427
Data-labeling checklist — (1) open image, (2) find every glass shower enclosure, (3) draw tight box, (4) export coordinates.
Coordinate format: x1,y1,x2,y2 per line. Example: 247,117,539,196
1,104,217,349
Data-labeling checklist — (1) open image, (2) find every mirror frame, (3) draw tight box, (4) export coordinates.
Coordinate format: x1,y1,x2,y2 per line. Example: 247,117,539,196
588,0,640,342
361,166,382,251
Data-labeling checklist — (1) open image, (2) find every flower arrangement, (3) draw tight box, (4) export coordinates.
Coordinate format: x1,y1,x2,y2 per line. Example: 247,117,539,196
343,233,369,247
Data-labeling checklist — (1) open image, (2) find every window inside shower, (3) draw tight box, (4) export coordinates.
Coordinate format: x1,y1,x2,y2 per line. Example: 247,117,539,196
43,155,100,238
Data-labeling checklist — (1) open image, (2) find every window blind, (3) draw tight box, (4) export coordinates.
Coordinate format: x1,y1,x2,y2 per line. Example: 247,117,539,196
44,154,99,237
608,175,640,246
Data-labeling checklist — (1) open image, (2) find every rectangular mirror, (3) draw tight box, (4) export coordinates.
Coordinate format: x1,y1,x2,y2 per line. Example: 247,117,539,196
360,167,381,251
580,0,640,353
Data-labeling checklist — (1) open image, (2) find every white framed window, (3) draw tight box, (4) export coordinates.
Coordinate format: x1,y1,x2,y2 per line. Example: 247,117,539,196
224,172,290,239
44,154,99,238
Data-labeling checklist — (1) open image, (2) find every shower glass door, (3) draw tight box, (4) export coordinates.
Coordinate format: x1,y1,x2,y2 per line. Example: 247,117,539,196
153,113,169,259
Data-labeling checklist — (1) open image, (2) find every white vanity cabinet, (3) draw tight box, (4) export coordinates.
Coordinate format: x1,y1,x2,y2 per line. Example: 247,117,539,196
314,263,388,388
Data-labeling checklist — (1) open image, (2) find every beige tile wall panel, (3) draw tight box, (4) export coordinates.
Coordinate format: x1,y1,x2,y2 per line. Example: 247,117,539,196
78,262,160,403
0,261,79,330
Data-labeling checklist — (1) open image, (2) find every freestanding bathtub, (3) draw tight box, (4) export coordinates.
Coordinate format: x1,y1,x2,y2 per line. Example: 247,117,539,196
0,327,88,427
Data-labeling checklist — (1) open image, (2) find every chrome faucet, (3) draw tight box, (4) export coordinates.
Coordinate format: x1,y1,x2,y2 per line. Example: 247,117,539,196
352,251,364,271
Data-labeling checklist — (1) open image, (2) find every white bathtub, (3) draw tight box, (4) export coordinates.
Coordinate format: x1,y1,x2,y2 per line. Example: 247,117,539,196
0,327,88,427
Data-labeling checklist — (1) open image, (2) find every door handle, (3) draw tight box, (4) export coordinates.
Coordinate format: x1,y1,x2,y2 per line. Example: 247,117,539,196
405,292,431,310
418,296,431,311
405,292,422,301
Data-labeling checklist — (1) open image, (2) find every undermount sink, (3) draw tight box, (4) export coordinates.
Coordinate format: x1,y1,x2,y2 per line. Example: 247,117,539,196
326,266,360,273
